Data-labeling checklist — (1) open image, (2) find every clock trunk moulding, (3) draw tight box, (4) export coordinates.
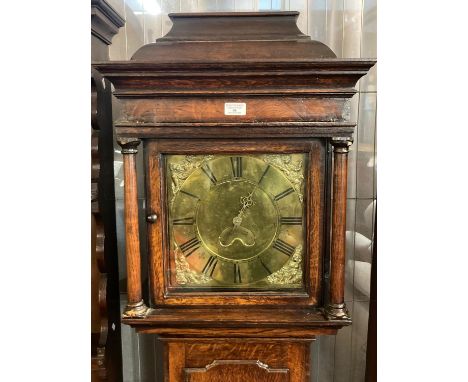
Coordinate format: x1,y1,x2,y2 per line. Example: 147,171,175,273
94,11,375,382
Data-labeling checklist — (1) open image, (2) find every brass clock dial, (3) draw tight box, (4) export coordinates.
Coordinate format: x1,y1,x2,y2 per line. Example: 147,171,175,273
167,154,306,289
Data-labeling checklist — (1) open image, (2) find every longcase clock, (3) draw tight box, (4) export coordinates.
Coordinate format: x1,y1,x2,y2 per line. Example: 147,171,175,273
94,11,375,382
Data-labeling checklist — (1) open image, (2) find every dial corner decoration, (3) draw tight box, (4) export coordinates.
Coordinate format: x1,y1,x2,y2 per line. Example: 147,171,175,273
166,153,307,290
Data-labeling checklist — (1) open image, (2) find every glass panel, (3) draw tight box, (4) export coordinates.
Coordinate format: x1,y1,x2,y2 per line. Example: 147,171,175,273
259,0,272,9
109,25,128,60
143,0,163,44
360,64,377,92
351,301,370,382
217,0,236,11
345,198,356,301
161,0,179,35
125,0,145,58
107,0,126,15
165,153,307,290
310,338,319,382
113,142,124,200
137,334,157,380
235,0,254,11
359,0,377,91
361,0,377,58
372,117,377,198
115,199,126,286
355,199,374,245
333,314,353,382
289,0,308,34
353,199,374,301
180,0,198,12
316,335,336,382
347,93,359,198
119,305,159,382
342,0,363,58
120,295,140,381
198,0,217,11
325,0,344,57
308,0,327,43
356,92,376,199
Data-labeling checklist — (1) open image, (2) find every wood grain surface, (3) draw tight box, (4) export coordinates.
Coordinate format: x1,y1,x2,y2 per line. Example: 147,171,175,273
93,11,376,382
121,142,143,304
329,142,350,304
165,340,310,382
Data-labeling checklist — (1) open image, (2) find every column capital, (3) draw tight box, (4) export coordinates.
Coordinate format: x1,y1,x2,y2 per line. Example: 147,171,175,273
331,137,353,153
117,137,141,154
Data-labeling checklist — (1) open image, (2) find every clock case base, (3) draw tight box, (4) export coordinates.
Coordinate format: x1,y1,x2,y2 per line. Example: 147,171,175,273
125,308,349,382
123,307,351,336
125,307,350,382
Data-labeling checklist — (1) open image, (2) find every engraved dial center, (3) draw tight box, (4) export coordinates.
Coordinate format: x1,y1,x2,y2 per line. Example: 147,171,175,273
196,180,278,262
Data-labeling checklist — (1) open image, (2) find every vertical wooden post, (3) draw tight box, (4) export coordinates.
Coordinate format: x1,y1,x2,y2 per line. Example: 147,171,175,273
118,138,150,319
325,137,352,320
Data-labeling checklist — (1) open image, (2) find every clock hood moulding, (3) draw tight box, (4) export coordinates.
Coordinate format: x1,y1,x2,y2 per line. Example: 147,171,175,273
94,11,375,72
93,13,375,134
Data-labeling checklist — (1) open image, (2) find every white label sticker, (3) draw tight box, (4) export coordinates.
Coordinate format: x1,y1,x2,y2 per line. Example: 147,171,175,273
224,102,246,116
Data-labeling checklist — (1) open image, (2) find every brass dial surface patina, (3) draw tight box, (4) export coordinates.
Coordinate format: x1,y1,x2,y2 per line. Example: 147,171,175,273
167,154,306,288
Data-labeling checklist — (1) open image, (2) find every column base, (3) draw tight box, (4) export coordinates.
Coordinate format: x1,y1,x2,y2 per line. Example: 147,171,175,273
122,300,152,319
324,302,351,320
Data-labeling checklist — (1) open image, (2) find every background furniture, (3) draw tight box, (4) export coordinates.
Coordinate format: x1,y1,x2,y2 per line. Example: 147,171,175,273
91,1,125,380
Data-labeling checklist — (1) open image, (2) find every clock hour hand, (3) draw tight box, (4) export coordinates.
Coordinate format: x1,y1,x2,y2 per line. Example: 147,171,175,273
219,189,256,247
235,190,254,223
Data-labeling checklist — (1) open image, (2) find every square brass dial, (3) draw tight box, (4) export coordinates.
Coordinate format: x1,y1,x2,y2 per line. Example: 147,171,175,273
166,153,307,290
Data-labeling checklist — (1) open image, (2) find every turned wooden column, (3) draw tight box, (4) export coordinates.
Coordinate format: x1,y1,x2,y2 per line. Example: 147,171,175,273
118,138,150,318
325,137,353,319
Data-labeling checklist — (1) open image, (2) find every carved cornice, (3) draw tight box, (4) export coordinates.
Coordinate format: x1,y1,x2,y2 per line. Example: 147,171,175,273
91,0,125,45
331,137,353,153
93,60,377,78
117,137,141,154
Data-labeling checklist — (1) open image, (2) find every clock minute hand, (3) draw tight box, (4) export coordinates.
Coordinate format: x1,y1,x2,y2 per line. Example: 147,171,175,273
219,187,256,247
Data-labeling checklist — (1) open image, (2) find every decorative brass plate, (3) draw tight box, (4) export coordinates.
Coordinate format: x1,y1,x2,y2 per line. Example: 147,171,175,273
166,154,307,289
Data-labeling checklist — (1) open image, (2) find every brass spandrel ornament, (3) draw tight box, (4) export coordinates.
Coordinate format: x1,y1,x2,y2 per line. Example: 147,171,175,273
166,154,307,289
169,155,214,203
174,245,211,285
266,245,303,285
260,154,305,202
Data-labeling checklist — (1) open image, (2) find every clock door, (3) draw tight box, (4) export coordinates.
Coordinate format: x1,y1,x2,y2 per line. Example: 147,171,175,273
145,139,326,307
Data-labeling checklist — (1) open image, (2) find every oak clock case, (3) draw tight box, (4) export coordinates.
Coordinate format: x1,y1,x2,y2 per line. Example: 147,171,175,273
94,11,375,382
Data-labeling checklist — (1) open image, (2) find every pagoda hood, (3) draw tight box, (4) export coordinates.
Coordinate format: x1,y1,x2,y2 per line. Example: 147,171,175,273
130,12,337,63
